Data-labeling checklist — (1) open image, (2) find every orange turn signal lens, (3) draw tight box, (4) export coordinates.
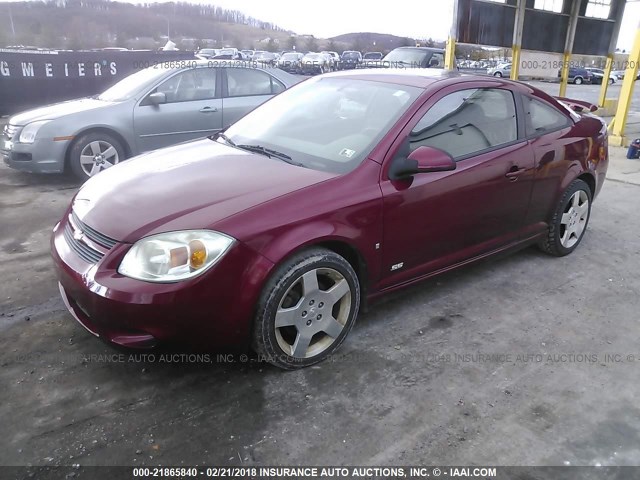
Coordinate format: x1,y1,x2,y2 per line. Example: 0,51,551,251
189,240,207,269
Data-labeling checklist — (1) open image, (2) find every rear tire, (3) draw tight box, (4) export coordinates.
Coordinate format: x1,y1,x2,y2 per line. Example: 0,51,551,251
252,248,360,370
494,72,503,77
574,77,583,85
538,179,592,257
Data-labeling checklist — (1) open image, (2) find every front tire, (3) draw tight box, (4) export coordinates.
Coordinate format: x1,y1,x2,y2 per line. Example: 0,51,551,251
69,132,125,181
538,179,592,257
574,77,583,85
252,248,360,370
494,72,503,77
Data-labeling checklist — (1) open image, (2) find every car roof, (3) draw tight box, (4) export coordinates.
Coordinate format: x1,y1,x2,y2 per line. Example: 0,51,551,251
393,46,445,53
322,68,463,88
321,68,547,95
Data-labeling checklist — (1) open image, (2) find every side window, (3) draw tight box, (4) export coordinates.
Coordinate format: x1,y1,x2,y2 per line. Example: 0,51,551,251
428,53,444,68
154,69,216,103
271,77,286,94
524,96,570,135
409,88,518,159
226,68,280,97
192,68,217,100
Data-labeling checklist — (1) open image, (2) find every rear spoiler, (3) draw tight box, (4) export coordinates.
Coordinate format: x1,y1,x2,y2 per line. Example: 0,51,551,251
554,96,598,113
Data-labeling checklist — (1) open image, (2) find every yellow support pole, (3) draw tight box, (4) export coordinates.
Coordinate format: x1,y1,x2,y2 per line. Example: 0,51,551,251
445,0,459,71
598,55,614,107
445,36,456,71
611,21,640,147
510,46,521,80
559,52,571,97
510,0,525,81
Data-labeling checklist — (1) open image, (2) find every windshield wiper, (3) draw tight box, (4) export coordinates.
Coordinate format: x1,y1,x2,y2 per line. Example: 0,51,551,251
236,144,304,167
212,131,236,147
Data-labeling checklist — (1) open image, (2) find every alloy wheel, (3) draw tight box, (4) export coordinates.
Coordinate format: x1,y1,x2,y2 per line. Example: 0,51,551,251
559,190,589,248
80,140,120,177
274,267,352,358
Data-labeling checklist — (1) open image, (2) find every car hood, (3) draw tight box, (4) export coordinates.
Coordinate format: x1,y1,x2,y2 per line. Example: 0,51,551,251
10,98,114,125
73,139,336,243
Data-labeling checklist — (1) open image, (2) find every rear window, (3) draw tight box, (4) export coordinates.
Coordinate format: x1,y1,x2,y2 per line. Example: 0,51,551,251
524,96,571,135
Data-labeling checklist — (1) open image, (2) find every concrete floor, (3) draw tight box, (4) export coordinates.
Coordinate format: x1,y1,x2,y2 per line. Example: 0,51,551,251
1,145,640,468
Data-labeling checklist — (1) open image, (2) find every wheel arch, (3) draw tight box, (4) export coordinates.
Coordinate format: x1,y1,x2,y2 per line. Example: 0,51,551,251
64,127,133,170
257,234,372,310
577,171,596,198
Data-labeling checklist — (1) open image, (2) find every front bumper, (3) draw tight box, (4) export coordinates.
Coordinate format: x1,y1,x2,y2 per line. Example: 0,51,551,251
1,129,69,174
51,211,275,351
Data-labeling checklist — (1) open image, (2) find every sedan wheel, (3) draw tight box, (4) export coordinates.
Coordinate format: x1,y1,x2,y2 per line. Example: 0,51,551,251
69,132,126,181
539,179,591,256
574,77,583,85
253,248,360,369
609,78,614,85
494,72,502,77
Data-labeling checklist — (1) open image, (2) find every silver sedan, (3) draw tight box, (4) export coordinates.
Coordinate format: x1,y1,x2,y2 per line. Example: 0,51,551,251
1,61,298,180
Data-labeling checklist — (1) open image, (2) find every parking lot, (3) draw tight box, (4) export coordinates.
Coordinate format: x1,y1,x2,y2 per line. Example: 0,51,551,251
2,85,640,470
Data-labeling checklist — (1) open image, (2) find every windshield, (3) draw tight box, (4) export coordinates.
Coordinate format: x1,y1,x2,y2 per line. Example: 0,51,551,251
342,52,359,59
383,49,428,65
281,53,299,60
222,77,421,174
364,53,382,59
97,66,171,102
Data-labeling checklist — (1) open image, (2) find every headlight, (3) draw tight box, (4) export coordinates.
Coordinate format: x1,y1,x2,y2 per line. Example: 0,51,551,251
118,230,235,282
19,120,50,144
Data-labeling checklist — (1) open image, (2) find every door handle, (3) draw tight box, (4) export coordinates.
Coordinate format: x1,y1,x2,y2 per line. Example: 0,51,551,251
199,106,218,113
505,166,526,181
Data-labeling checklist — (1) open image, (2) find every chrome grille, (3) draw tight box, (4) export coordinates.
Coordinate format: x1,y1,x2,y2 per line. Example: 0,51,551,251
63,222,104,264
71,211,117,249
63,211,118,264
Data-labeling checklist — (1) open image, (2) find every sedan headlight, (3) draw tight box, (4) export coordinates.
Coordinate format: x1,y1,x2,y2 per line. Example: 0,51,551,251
19,120,50,144
118,230,235,282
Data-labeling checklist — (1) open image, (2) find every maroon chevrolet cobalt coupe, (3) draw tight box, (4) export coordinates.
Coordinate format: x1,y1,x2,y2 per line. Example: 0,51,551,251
52,69,608,369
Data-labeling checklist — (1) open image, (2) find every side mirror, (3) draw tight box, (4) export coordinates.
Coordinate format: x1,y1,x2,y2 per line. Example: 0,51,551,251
148,92,166,105
389,146,456,180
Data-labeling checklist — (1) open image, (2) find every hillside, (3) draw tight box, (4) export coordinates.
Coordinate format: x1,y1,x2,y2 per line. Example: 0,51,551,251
331,32,414,51
0,0,294,51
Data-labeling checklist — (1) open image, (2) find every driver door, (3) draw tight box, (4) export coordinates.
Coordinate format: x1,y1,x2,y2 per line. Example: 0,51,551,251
379,85,535,288
133,67,223,153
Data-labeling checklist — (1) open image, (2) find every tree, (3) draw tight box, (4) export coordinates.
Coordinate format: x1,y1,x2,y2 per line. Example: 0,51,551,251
305,35,319,52
402,37,414,47
351,37,366,53
286,36,297,51
327,39,339,52
266,38,277,52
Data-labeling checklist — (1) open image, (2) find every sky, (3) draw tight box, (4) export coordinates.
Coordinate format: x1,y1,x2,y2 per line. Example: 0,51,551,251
1,0,639,50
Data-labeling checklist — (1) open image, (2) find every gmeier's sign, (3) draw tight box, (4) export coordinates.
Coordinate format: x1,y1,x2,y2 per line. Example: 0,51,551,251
0,49,196,115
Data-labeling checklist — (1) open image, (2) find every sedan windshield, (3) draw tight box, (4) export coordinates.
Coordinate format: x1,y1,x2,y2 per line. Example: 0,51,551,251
222,77,421,174
97,66,172,102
